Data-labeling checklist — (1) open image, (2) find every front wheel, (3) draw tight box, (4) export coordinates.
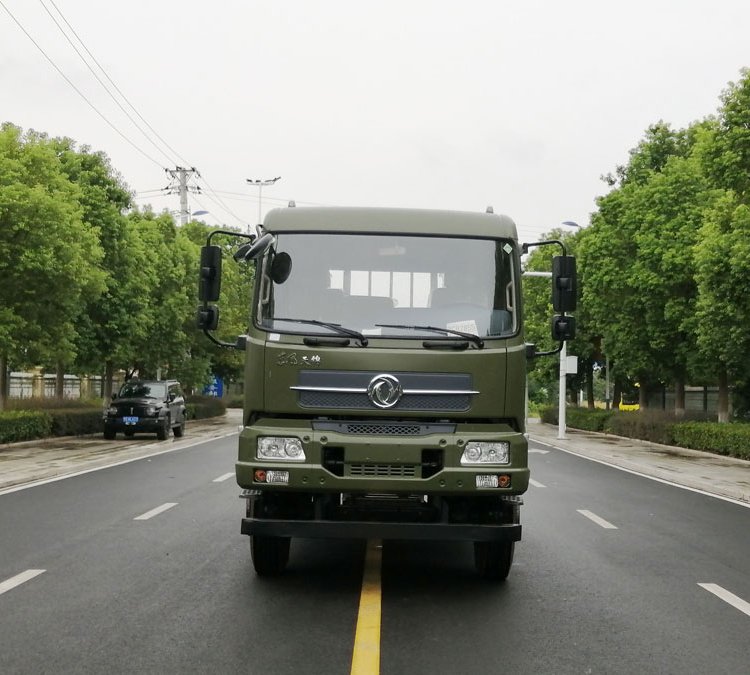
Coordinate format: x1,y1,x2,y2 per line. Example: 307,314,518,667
173,416,186,438
156,416,170,441
250,536,291,576
474,540,515,581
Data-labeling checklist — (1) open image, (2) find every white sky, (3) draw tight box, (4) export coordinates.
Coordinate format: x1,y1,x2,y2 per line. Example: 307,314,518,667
2,0,748,241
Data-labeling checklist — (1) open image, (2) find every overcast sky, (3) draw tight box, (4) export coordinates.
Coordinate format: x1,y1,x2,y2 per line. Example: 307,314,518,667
2,0,748,241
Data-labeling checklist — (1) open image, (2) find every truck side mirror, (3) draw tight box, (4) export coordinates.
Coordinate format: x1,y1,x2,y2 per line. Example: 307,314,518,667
551,314,576,341
197,305,220,331
552,255,577,312
199,245,222,302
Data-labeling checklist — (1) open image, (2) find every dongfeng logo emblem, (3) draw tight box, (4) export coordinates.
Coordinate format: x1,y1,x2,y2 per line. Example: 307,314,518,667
367,374,403,409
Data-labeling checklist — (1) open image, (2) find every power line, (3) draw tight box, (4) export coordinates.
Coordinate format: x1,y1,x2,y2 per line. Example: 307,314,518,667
0,0,165,169
43,0,194,168
194,173,247,226
37,0,178,167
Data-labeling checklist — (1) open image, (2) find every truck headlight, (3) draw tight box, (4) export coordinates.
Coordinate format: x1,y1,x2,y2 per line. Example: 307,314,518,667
257,436,306,462
460,441,510,465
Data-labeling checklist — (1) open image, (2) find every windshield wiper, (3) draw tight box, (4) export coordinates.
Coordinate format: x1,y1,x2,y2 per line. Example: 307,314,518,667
270,318,368,346
376,324,484,349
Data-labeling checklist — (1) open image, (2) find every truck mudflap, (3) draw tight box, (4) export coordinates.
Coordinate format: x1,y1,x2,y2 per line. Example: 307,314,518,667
240,517,521,542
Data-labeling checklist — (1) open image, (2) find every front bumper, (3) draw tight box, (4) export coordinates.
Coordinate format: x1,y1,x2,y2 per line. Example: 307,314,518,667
103,417,165,433
241,517,521,541
236,418,529,496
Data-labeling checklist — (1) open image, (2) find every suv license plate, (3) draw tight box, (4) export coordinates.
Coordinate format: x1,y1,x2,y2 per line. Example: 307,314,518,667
123,416,139,425
475,475,499,488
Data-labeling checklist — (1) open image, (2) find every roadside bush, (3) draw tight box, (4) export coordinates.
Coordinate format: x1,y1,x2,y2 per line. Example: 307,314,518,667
605,409,677,445
538,406,613,432
0,410,53,444
671,422,750,460
49,409,104,436
539,405,557,425
186,395,226,420
566,407,613,432
6,397,103,410
225,396,244,409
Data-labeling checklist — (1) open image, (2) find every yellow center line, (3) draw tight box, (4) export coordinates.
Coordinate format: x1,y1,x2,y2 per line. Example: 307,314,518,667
350,539,383,675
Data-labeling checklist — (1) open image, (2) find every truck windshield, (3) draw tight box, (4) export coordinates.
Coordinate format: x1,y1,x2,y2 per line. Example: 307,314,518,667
256,233,518,339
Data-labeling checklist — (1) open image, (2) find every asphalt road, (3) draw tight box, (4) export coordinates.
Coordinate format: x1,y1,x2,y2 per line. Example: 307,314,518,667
1,433,748,674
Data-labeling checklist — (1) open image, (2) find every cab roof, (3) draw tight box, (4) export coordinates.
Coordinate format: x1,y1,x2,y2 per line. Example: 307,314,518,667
263,206,518,240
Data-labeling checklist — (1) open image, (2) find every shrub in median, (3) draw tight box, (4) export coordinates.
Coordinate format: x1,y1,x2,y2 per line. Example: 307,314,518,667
0,410,53,444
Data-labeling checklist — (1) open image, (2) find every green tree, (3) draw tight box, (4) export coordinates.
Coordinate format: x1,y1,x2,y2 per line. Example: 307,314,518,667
0,124,105,407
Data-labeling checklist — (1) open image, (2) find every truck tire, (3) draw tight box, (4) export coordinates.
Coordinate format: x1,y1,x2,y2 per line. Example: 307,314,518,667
173,416,185,438
474,540,514,581
251,535,290,576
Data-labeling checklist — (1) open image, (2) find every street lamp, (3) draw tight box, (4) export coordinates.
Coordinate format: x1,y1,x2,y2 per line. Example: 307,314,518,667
246,176,281,230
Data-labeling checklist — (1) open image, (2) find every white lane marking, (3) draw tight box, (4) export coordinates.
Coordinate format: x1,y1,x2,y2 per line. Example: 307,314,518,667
134,502,178,520
212,472,235,483
698,583,750,617
0,429,239,496
531,438,750,510
577,509,618,529
529,448,550,454
529,478,547,488
0,569,46,596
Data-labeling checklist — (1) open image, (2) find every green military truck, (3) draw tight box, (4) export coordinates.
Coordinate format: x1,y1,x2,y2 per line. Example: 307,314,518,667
198,206,575,581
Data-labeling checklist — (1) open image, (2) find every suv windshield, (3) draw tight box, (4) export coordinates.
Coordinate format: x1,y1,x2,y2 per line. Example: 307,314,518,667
119,382,167,399
256,233,518,339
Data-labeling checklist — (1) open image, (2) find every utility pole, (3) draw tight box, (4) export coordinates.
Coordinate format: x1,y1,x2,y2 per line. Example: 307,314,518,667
246,176,281,231
165,166,200,225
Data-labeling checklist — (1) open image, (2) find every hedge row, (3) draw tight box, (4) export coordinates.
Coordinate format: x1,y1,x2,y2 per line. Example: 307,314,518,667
1,395,227,444
539,406,750,460
0,410,53,444
186,395,227,420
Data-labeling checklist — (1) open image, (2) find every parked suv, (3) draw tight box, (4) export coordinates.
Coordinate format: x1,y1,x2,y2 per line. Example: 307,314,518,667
103,380,186,441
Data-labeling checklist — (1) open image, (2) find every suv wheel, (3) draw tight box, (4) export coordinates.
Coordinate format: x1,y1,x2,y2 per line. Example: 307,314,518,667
157,415,170,441
173,416,186,438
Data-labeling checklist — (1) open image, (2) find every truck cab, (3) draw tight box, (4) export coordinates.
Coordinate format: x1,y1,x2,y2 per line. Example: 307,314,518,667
198,206,575,580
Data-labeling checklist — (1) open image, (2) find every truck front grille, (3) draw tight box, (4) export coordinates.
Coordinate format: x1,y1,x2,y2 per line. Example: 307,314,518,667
313,420,455,436
349,463,418,477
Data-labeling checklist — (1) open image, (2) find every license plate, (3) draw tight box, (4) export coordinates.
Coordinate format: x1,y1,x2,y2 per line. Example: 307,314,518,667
265,470,289,484
475,474,499,488
123,416,139,425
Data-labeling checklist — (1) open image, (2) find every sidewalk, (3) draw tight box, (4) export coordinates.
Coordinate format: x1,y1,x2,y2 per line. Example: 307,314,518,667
0,408,243,493
527,418,750,505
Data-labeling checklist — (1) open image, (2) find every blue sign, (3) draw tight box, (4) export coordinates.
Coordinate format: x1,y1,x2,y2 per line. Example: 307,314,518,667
203,375,223,397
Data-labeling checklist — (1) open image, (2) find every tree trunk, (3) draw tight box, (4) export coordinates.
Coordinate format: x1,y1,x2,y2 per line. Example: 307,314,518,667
639,382,648,409
674,377,686,419
586,361,595,409
717,368,730,423
56,362,65,401
0,354,7,411
104,361,114,401
613,381,622,409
